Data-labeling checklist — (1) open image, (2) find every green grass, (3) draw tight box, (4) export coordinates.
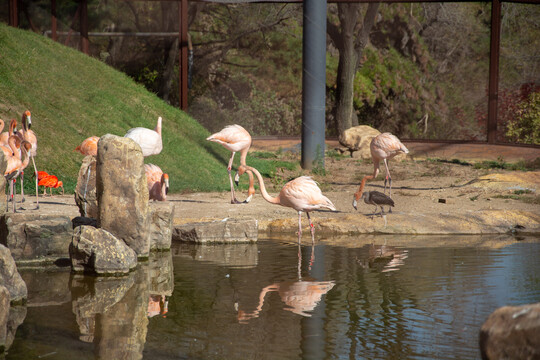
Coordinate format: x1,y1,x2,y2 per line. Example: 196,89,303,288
0,23,296,194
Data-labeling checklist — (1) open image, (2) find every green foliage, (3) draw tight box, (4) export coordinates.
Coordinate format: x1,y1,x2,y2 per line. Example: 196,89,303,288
0,23,295,195
505,91,540,144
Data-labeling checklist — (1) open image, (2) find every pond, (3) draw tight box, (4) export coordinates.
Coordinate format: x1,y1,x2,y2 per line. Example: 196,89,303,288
5,235,540,359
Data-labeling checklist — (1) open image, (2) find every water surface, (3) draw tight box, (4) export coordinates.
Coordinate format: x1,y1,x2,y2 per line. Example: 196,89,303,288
6,235,540,359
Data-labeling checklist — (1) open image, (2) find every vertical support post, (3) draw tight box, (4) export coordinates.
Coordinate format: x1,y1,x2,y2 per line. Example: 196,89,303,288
51,0,57,41
8,0,18,27
487,0,501,144
80,0,89,54
179,0,189,110
301,0,327,170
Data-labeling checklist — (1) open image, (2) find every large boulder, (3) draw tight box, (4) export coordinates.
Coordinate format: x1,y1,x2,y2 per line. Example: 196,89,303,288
74,155,98,218
0,244,27,303
0,151,7,216
96,134,150,257
0,285,8,351
148,202,174,251
479,303,540,359
0,214,72,263
338,125,381,159
70,225,138,275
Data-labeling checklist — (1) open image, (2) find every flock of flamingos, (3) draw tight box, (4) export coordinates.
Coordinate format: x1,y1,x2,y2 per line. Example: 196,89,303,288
1,111,409,240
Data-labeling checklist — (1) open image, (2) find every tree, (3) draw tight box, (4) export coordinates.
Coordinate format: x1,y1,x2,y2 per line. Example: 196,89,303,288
326,3,380,136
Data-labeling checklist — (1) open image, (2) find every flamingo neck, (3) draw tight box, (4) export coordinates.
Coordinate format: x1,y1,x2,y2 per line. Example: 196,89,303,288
354,175,374,201
372,159,380,179
155,117,162,136
244,165,280,205
0,119,4,133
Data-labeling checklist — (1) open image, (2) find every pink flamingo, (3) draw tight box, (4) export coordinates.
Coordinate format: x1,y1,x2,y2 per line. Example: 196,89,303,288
239,165,336,242
125,116,162,157
206,125,252,204
353,132,408,209
145,164,169,201
2,137,32,212
15,110,39,208
0,119,17,146
75,136,99,156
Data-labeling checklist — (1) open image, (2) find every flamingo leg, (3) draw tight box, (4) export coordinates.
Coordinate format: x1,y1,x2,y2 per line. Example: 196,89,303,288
20,171,25,203
31,155,39,209
11,179,16,213
383,159,392,197
307,212,315,243
297,211,302,243
227,152,240,204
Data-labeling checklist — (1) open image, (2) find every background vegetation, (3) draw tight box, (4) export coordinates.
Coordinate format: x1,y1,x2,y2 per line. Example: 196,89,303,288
0,23,296,194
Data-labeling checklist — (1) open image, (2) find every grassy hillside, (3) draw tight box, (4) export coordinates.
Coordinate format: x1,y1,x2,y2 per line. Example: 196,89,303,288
0,23,295,194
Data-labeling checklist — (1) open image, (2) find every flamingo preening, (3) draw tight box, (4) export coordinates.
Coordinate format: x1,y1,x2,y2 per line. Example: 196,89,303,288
145,164,169,201
206,125,252,204
239,165,336,242
16,110,39,208
353,132,408,209
125,116,163,157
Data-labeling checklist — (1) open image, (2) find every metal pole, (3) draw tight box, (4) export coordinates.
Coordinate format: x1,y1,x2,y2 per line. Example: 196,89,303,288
487,0,501,144
80,0,89,54
8,0,18,27
301,0,327,170
179,0,189,110
51,0,57,41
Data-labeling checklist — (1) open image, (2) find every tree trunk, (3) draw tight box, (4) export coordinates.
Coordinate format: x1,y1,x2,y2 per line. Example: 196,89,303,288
160,37,179,103
335,45,358,135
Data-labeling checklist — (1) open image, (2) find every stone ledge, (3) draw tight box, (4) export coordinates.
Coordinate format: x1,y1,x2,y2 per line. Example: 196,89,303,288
173,218,258,243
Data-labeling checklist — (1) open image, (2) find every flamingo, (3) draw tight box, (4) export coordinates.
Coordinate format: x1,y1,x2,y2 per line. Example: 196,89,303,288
75,136,99,156
2,137,32,212
206,125,252,204
38,175,64,196
353,132,408,208
0,119,17,146
125,116,162,157
239,165,336,242
144,164,169,201
15,110,39,208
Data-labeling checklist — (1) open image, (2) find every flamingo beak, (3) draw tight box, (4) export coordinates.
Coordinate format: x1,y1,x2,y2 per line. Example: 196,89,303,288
234,172,240,186
26,114,32,129
165,178,170,195
352,198,358,210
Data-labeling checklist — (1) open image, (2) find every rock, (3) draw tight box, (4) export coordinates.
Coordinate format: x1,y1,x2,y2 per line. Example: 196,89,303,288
0,285,8,351
0,214,73,263
97,134,150,257
479,302,540,359
0,151,7,217
338,125,381,159
173,218,258,243
0,244,27,303
148,202,174,251
70,225,138,275
72,216,98,229
74,155,98,218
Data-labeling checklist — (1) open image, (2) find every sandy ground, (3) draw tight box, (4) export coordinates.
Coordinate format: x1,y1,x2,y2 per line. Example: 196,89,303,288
13,143,540,237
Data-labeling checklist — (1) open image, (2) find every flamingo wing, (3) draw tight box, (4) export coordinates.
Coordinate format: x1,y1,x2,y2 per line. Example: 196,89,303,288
38,175,58,187
125,128,162,157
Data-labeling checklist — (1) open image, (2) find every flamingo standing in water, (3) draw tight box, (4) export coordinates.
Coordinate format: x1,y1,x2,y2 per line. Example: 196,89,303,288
239,165,336,242
206,125,252,204
145,164,169,201
16,110,39,208
125,116,162,157
353,132,408,208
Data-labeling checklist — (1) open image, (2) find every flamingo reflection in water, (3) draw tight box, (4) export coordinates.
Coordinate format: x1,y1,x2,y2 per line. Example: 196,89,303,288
237,244,335,323
356,242,409,273
147,294,168,318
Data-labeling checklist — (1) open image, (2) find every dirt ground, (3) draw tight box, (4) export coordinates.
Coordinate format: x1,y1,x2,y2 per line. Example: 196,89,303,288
17,141,540,236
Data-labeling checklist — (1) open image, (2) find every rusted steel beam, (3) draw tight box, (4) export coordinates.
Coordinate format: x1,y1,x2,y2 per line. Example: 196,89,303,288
487,0,501,144
80,0,89,54
179,0,189,110
8,0,18,27
51,0,57,41
44,31,180,37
